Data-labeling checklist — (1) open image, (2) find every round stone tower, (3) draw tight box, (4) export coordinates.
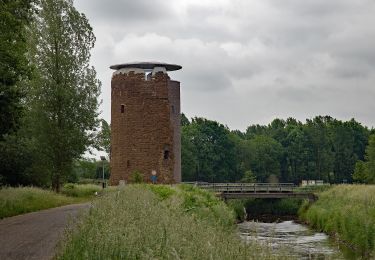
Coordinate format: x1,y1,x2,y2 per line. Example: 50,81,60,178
109,62,182,185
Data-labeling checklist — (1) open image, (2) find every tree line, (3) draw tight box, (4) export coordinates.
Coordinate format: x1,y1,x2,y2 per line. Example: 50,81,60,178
182,114,375,184
0,0,105,191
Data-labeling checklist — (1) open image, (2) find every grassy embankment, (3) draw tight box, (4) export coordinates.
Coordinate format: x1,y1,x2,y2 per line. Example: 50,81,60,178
299,185,375,258
57,184,290,259
0,184,101,219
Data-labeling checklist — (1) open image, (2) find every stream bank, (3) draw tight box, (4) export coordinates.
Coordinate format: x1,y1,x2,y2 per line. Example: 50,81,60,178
228,186,374,259
299,185,375,259
229,198,344,258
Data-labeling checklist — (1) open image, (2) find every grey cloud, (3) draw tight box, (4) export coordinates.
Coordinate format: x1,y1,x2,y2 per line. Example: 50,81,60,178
75,0,171,23
180,69,232,92
329,65,369,79
268,0,363,17
276,85,320,103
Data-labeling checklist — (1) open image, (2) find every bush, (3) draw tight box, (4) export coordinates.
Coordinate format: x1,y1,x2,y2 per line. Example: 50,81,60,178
130,170,144,183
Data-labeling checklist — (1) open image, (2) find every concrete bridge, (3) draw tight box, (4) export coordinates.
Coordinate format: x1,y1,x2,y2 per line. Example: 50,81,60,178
194,183,317,201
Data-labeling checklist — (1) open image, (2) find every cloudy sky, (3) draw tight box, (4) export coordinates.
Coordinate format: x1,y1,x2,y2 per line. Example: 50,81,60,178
75,0,375,131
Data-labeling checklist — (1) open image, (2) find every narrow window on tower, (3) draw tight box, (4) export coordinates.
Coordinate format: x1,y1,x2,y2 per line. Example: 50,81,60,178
164,149,170,160
121,104,125,113
127,160,130,168
171,105,175,114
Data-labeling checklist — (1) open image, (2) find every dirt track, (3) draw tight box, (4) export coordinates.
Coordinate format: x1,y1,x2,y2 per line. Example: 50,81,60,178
0,203,90,260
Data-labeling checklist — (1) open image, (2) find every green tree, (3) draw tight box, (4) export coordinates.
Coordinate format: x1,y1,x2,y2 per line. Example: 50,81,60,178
181,113,190,126
245,124,267,139
0,134,46,186
28,0,101,192
352,160,368,183
304,116,334,182
240,170,256,183
364,134,375,183
97,119,111,155
328,119,357,182
0,0,33,139
181,125,197,181
0,0,35,186
72,158,97,179
248,135,283,182
284,125,309,183
181,117,238,182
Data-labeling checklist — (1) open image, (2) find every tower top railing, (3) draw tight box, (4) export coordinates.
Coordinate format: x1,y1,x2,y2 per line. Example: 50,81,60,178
110,62,182,71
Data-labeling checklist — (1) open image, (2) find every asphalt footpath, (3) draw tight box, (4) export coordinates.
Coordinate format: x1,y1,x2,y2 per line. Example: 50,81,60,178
0,203,90,260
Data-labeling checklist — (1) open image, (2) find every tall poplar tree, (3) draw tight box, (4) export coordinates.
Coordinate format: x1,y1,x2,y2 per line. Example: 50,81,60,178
29,0,101,191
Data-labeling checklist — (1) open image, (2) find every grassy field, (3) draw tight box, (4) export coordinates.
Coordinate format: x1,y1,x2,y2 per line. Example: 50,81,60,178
57,184,290,259
299,184,375,258
0,184,101,219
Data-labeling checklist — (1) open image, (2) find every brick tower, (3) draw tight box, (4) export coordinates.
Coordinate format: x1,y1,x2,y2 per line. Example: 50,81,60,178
109,62,182,185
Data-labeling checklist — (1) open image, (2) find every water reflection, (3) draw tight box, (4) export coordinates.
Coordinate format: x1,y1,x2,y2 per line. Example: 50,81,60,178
238,220,344,259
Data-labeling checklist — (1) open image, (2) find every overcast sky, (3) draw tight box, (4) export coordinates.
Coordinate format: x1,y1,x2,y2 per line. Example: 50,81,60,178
75,0,375,131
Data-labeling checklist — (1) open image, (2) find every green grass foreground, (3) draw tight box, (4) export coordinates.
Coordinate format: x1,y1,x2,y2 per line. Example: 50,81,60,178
0,184,101,219
57,184,288,259
299,185,375,258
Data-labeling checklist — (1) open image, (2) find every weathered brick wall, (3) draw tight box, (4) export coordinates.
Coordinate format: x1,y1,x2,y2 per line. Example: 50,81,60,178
168,80,181,183
110,70,181,184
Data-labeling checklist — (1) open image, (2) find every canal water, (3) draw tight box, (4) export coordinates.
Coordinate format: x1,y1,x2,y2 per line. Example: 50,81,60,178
238,220,344,259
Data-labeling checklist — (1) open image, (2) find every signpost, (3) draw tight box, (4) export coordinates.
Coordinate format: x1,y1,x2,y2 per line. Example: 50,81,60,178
100,156,106,188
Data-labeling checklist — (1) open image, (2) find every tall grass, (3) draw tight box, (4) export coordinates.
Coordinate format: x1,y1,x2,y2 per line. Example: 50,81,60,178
0,187,80,219
61,183,102,197
299,185,375,258
176,184,236,228
57,185,289,259
0,184,101,219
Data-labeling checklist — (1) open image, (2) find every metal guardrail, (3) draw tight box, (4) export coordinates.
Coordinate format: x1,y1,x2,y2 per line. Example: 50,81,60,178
195,183,297,193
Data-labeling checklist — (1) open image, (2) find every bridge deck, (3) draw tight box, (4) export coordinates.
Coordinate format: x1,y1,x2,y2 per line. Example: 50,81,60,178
193,183,316,201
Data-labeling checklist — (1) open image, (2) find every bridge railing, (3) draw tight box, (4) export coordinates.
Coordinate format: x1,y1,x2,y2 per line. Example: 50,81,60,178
194,183,297,193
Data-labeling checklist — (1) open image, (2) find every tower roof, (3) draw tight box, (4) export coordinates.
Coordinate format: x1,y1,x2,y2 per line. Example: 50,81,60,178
110,62,182,71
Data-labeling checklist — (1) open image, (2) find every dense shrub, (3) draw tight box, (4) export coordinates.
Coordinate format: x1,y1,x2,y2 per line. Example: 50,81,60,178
130,170,144,183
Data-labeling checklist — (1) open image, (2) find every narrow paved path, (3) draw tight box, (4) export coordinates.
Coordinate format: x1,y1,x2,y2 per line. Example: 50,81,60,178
0,203,90,260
